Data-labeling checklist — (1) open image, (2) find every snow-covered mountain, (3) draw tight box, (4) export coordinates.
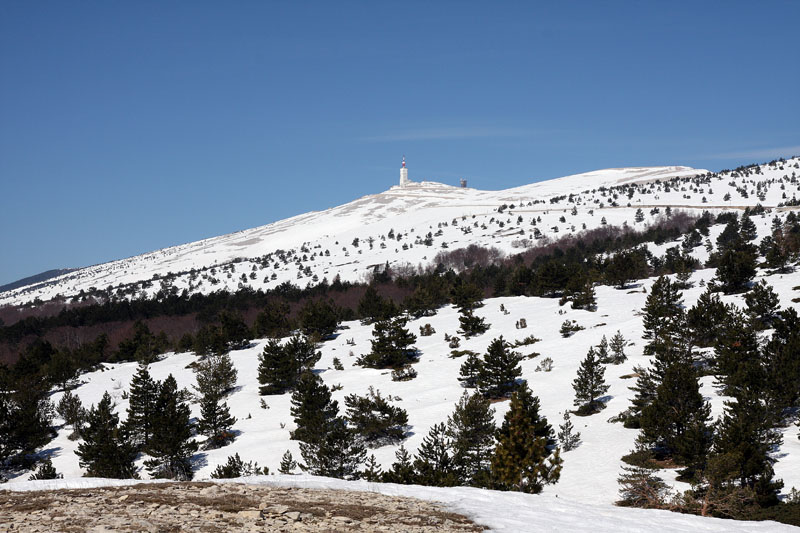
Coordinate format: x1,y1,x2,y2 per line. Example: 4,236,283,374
7,160,799,309
4,156,800,532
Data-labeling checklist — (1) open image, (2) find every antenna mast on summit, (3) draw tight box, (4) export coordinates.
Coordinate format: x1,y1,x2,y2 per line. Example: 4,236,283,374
399,156,409,186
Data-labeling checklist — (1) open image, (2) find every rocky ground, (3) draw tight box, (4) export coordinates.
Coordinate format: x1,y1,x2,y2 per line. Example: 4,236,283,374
0,482,485,532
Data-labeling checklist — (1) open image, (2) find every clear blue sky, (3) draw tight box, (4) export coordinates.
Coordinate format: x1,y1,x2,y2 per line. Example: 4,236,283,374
1,1,798,285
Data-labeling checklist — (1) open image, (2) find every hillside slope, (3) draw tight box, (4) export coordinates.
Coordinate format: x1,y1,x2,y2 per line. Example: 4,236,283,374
4,157,800,532
1,165,709,307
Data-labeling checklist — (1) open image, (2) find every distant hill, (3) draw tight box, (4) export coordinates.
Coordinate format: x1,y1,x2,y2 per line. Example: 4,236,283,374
0,268,77,294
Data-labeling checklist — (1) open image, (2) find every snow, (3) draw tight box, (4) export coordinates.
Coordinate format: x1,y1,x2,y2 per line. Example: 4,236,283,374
4,156,800,532
8,265,800,530
12,160,800,307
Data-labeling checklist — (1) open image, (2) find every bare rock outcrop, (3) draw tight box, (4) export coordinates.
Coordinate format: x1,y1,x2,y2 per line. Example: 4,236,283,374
0,482,484,532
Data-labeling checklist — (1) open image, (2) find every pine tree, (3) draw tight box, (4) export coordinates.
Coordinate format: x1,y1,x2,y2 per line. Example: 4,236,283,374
290,372,365,479
404,287,439,318
0,371,54,464
56,389,85,431
572,347,609,415
258,339,297,395
627,365,658,429
362,454,383,482
740,213,758,242
458,309,489,338
258,335,320,394
714,310,765,400
642,276,683,354
617,465,670,508
413,422,455,487
123,362,159,449
382,445,416,484
358,286,397,324
446,392,496,487
609,331,627,364
629,313,692,427
764,227,792,272
477,337,522,399
252,299,291,339
714,241,758,294
210,453,267,478
639,359,712,478
716,218,741,253
710,394,783,507
357,316,417,369
762,308,800,412
218,310,252,352
566,275,596,311
687,289,732,347
29,457,62,480
76,392,137,478
299,299,340,339
196,390,236,449
557,411,581,451
596,335,610,364
193,353,237,398
458,352,483,388
290,372,339,444
452,283,484,312
344,387,408,445
299,416,366,479
491,387,562,493
278,450,297,474
744,280,780,330
144,375,198,480
498,383,554,445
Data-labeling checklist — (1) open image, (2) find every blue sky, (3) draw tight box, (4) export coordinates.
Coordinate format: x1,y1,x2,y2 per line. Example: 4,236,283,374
1,1,798,285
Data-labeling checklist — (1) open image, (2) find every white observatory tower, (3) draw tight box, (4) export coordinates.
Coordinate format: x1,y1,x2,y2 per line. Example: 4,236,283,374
399,156,409,186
